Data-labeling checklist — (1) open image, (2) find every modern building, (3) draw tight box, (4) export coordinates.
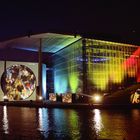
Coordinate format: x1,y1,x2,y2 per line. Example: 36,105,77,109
0,33,139,101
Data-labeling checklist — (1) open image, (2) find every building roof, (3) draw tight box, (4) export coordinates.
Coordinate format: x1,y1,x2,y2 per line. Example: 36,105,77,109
0,33,82,53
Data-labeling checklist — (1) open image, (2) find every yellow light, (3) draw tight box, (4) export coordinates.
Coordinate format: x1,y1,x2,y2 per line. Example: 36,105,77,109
39,96,43,100
3,95,8,100
93,94,102,102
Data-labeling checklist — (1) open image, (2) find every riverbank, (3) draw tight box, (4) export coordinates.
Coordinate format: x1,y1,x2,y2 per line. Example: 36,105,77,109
0,100,140,109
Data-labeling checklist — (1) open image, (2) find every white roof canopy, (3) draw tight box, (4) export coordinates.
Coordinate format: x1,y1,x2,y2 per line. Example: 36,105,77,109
0,33,81,53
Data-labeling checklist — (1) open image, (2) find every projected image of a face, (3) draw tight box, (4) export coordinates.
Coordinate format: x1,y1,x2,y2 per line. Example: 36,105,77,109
1,65,36,100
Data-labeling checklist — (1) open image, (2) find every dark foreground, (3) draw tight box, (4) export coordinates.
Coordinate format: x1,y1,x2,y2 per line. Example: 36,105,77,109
0,106,140,140
0,100,140,109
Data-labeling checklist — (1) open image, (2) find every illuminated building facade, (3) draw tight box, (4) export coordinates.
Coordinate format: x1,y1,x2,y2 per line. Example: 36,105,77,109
53,40,83,94
85,39,139,95
0,33,140,101
53,38,140,96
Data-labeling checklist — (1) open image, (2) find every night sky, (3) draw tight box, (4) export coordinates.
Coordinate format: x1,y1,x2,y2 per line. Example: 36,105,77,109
0,1,140,45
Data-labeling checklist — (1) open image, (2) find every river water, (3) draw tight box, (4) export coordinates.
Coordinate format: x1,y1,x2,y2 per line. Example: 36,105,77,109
0,106,140,140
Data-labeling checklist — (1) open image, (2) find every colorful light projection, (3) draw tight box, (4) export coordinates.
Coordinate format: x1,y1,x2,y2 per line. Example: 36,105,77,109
123,47,140,82
54,63,80,94
68,41,82,93
54,75,68,94
69,73,79,93
86,39,138,92
1,65,36,100
68,56,79,93
87,54,125,90
54,38,139,94
54,40,82,94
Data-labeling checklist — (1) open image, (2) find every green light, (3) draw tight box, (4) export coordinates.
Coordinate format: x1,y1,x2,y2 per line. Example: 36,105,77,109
54,40,82,94
69,73,78,93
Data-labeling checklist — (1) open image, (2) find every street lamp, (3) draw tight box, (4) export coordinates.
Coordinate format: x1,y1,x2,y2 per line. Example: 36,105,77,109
92,94,102,103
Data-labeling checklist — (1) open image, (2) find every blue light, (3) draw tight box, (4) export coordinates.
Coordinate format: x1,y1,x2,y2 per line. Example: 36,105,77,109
93,58,109,62
54,75,68,94
13,47,38,52
42,64,46,99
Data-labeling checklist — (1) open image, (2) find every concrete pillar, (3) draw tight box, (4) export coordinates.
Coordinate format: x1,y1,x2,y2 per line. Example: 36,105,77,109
82,39,88,95
37,38,43,100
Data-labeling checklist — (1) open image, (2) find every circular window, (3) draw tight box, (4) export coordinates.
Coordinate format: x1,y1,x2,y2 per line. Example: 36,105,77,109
1,64,36,100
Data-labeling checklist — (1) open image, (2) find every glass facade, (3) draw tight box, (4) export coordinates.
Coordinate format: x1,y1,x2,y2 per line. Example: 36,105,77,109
53,40,83,94
85,39,139,94
53,37,140,96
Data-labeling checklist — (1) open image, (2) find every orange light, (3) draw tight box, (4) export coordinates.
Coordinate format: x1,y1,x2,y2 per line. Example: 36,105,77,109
39,96,43,100
3,95,8,100
93,94,102,102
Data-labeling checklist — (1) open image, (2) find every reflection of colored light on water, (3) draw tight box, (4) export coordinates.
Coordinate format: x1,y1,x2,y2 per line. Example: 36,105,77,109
67,110,79,137
3,106,9,134
93,109,103,133
38,108,49,135
69,73,78,93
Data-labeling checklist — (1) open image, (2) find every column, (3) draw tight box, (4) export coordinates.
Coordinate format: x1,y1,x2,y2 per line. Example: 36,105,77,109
82,39,88,95
37,38,43,100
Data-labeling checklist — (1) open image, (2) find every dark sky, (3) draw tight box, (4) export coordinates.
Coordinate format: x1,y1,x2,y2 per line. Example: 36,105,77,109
0,0,140,45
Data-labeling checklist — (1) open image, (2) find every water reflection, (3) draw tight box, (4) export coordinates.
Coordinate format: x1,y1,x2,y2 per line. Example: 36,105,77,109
53,109,80,139
76,109,98,140
1,107,140,139
39,109,81,139
2,106,9,134
93,109,103,134
66,110,80,139
38,108,48,131
131,109,140,120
